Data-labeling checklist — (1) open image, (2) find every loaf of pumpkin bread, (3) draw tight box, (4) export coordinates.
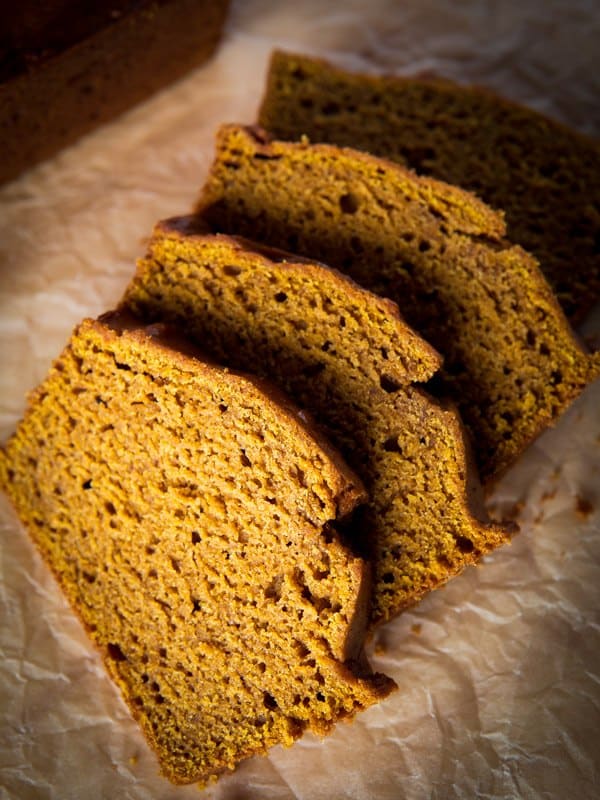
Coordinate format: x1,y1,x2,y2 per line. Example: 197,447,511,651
0,0,230,184
0,313,394,784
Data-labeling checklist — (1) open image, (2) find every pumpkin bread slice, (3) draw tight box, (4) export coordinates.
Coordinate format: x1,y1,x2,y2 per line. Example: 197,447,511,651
258,50,600,324
0,314,393,785
122,218,511,627
196,124,600,485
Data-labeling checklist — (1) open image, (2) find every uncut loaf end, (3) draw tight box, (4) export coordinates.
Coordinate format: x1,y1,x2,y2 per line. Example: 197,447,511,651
1,0,230,184
196,124,600,486
0,313,394,785
123,218,512,627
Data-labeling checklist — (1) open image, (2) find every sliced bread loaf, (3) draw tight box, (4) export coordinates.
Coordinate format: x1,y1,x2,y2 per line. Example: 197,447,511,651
258,50,600,324
0,313,393,785
196,124,600,484
123,218,511,627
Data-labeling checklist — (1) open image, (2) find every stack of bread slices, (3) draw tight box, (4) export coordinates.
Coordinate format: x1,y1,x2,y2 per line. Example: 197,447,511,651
1,51,598,787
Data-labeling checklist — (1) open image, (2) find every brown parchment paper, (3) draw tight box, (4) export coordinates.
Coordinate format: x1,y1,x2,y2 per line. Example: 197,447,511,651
1,2,599,798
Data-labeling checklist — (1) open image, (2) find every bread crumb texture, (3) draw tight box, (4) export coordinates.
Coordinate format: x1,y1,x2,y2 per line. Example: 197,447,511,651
0,318,393,785
124,222,511,627
196,124,599,484
258,50,600,325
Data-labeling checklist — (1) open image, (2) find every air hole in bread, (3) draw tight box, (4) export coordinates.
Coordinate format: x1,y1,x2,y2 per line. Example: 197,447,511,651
263,692,278,710
383,436,403,454
339,192,360,214
107,643,126,662
455,536,474,554
379,374,401,393
312,563,330,580
265,575,283,601
294,640,310,659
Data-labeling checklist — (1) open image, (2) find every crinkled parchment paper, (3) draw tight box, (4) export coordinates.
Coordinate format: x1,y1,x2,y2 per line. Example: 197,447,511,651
1,2,599,798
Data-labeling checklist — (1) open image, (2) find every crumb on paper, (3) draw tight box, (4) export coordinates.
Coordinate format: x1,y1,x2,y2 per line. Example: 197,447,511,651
374,639,387,656
128,755,138,766
411,623,422,635
540,487,557,503
575,495,594,519
507,500,525,519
